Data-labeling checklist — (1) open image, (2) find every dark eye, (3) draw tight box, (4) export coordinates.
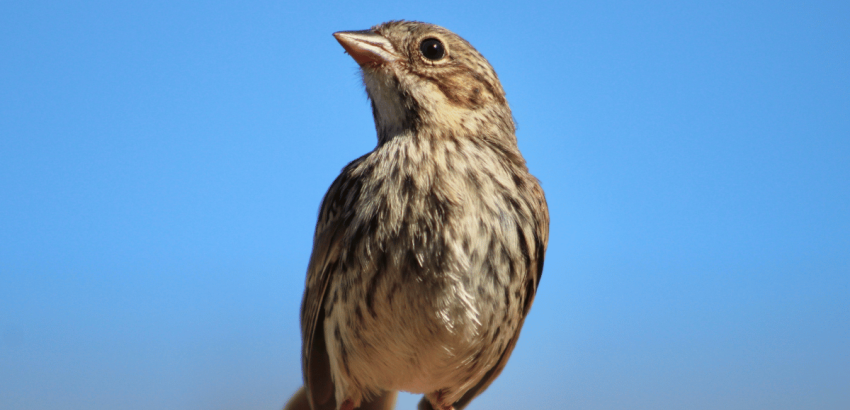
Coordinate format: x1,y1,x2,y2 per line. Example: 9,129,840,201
419,38,445,61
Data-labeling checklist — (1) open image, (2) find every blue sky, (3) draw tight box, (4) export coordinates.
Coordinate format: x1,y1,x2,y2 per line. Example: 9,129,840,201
1,1,848,409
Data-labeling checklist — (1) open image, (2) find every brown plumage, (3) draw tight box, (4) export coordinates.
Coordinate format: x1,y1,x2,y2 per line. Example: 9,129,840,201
286,21,549,410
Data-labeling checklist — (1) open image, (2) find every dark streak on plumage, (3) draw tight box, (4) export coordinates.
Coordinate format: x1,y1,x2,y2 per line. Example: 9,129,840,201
365,270,381,318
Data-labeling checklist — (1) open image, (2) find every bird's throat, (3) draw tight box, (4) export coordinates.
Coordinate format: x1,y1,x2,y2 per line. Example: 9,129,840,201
363,71,417,144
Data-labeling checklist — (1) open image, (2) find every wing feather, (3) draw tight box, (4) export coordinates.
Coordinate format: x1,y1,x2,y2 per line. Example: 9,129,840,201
301,161,364,410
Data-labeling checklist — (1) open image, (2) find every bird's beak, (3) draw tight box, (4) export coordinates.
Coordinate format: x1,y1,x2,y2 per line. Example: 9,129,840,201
333,30,399,66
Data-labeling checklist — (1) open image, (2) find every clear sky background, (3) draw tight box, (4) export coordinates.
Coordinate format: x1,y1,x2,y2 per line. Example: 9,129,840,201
1,1,848,409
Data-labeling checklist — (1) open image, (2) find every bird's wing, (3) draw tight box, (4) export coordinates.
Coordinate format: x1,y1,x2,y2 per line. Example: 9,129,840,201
301,164,362,410
446,185,549,410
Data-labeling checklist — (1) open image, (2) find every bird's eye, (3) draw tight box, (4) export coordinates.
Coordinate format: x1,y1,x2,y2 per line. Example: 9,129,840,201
419,38,445,61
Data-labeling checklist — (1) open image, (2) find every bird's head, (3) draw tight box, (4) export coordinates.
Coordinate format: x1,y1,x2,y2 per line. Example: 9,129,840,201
334,21,515,145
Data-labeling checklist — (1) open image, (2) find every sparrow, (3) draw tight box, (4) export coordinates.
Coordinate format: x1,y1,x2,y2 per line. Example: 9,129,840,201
285,20,549,410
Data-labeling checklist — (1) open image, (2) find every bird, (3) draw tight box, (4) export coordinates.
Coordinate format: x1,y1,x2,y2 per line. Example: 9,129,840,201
285,20,549,410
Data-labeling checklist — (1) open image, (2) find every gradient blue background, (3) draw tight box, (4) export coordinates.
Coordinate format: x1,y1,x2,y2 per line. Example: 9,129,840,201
1,1,848,409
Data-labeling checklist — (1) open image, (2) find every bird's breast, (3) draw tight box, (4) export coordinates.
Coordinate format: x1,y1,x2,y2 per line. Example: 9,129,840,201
324,134,533,396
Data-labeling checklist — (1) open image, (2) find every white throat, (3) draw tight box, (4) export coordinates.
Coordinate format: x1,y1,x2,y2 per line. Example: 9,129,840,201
362,71,409,139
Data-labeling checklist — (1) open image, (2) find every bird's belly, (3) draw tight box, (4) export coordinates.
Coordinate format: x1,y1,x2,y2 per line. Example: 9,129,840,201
350,316,482,394
328,276,495,395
